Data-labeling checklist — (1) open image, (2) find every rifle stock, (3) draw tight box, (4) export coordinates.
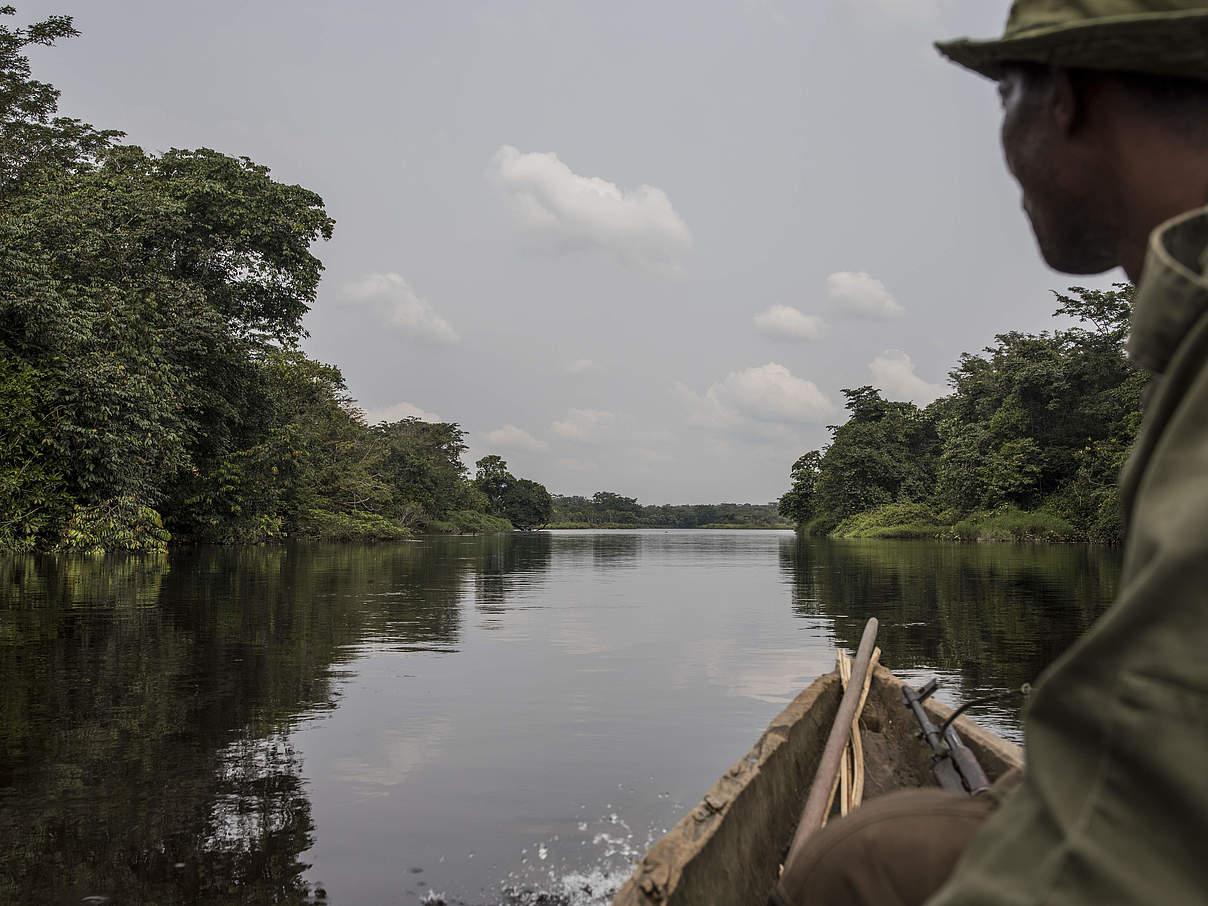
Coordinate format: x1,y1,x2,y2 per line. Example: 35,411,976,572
903,679,990,796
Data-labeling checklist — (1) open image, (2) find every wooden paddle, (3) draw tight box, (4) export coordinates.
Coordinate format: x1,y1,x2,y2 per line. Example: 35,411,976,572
782,617,880,868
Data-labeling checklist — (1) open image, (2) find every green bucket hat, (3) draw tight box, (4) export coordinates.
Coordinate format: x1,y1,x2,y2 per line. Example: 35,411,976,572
936,1,1208,81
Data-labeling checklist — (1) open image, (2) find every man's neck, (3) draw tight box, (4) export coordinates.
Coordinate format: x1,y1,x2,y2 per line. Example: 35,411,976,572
1113,134,1208,283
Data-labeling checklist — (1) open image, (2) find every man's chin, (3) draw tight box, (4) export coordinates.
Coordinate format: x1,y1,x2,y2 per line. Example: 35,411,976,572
1040,254,1117,275
1034,232,1118,275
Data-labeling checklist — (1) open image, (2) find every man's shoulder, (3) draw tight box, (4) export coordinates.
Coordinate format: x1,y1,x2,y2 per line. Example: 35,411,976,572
1128,204,1208,375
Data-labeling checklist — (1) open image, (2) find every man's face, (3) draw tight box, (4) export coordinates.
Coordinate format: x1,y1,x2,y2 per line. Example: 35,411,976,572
998,68,1119,275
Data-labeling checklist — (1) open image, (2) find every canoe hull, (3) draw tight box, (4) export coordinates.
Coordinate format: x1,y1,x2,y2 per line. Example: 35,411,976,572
611,666,1023,906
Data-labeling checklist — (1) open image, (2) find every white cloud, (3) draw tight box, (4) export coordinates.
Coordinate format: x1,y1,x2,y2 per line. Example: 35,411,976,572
481,424,547,451
754,304,825,340
678,363,837,427
868,350,947,405
362,401,442,424
566,358,600,375
827,271,904,319
550,408,616,443
674,381,737,429
490,145,692,271
341,273,459,343
714,364,836,422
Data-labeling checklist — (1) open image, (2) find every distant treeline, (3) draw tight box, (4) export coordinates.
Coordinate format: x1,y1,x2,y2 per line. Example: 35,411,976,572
551,492,790,529
0,10,550,553
779,285,1144,543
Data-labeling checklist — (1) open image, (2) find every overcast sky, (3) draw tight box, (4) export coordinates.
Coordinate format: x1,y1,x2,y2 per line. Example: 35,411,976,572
22,0,1121,504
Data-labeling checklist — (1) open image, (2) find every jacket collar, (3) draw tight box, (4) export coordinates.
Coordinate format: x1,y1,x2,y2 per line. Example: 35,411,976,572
1129,204,1208,374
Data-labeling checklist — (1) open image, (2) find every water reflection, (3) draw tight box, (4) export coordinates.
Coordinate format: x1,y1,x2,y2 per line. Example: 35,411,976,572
0,550,328,903
588,533,640,569
474,532,553,625
0,533,1122,905
781,538,1120,728
0,537,551,904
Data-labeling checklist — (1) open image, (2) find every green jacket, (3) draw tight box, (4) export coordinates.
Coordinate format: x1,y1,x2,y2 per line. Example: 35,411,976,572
930,206,1208,905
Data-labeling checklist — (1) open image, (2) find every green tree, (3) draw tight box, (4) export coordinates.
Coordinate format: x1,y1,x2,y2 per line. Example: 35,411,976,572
933,285,1141,528
0,7,341,548
588,491,643,525
377,419,473,526
780,285,1143,542
474,455,515,508
0,8,536,548
0,7,120,194
779,450,822,525
497,478,553,530
473,455,552,529
810,388,939,530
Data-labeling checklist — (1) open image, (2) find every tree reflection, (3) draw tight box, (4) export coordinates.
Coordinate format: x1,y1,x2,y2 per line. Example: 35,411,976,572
588,532,640,569
472,532,554,623
0,538,552,903
779,538,1121,691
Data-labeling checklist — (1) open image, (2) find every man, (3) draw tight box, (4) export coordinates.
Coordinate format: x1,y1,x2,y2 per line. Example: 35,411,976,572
775,2,1208,904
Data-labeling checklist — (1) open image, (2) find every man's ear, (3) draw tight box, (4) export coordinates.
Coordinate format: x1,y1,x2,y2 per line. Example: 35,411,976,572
1049,66,1082,135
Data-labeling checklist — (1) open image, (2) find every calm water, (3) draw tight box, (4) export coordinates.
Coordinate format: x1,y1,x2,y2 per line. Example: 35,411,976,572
0,531,1122,905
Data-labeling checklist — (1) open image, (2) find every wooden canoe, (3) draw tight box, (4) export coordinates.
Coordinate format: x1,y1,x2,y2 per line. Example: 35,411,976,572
611,665,1023,906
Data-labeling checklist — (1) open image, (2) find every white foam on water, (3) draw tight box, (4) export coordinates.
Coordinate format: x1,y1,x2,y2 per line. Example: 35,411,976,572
496,807,670,906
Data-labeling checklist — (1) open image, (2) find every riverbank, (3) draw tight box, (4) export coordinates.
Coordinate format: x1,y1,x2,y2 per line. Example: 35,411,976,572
306,508,516,541
800,502,1092,543
543,522,792,530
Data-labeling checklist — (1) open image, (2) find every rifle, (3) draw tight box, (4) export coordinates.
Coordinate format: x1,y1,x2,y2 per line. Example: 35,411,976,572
902,678,991,795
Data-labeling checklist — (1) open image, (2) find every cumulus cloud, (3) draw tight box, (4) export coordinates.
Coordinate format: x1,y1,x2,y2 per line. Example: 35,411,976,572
341,273,459,343
754,304,825,340
362,401,442,424
481,424,547,451
827,271,904,319
868,350,947,405
675,381,738,429
550,408,616,443
677,363,836,427
490,145,692,271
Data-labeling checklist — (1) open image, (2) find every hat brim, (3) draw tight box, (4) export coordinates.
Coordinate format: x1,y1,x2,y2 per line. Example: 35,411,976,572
937,11,1208,82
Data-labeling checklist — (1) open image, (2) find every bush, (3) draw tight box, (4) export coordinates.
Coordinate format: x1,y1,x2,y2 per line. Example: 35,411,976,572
426,510,513,534
797,516,831,536
298,509,410,542
947,507,1077,542
831,502,948,539
57,497,171,554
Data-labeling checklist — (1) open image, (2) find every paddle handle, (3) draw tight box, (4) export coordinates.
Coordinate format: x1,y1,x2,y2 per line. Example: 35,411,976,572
783,617,880,867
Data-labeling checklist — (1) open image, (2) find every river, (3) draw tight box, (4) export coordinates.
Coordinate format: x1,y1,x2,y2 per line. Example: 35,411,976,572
0,531,1121,905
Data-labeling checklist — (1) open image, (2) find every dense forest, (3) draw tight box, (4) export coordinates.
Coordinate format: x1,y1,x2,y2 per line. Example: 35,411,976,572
0,9,553,553
550,493,789,529
779,285,1145,543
